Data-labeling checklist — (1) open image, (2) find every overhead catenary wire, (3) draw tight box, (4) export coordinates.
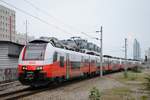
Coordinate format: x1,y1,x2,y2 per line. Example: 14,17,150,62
81,32,97,39
0,0,99,42
0,0,75,36
22,0,97,40
23,0,39,10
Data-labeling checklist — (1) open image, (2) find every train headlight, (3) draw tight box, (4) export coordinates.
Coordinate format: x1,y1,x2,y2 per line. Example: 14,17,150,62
22,66,27,70
36,66,43,70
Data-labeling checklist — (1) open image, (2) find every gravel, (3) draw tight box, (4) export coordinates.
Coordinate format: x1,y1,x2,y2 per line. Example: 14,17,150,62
19,74,125,100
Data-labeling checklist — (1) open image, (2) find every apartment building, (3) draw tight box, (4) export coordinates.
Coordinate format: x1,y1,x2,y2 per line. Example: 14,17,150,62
0,5,15,42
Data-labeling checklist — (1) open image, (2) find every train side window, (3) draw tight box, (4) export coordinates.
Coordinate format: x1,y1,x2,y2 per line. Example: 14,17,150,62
83,59,88,66
91,60,95,64
53,52,58,62
60,56,64,67
71,61,80,69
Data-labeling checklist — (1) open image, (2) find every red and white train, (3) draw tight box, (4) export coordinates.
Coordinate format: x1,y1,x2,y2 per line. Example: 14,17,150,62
18,39,140,87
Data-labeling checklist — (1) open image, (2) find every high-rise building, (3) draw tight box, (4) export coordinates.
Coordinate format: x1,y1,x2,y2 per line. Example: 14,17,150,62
133,39,141,60
0,5,15,42
145,48,150,62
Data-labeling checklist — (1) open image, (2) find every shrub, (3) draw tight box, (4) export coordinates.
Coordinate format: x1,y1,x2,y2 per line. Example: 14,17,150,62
130,75,136,81
144,74,150,94
89,87,101,100
124,71,128,78
141,95,148,100
131,66,142,73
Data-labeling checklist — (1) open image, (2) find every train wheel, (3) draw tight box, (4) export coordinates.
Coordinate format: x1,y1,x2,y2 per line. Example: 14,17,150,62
30,81,50,88
55,77,63,84
30,84,39,88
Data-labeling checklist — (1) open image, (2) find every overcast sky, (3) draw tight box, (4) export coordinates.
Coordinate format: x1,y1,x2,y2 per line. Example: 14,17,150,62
0,0,150,59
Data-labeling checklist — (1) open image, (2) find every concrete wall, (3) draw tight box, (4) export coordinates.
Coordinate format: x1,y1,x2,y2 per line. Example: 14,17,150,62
0,68,17,82
0,41,23,82
0,42,22,68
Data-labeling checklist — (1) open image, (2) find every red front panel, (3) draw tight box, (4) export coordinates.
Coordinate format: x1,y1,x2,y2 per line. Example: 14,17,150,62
18,61,67,79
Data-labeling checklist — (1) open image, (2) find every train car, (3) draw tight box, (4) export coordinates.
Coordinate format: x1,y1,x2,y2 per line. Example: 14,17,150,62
18,39,101,87
103,56,112,72
110,57,121,71
18,39,140,87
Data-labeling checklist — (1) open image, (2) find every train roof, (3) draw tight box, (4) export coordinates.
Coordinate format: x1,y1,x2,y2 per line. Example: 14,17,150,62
28,39,141,62
29,39,49,43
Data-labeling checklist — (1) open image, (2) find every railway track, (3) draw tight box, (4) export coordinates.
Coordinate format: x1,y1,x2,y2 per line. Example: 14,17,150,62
0,83,64,100
0,81,21,91
0,81,69,99
0,71,122,100
0,87,31,100
0,79,90,100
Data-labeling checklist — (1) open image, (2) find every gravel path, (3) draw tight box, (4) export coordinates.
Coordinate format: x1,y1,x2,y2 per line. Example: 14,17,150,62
19,74,125,100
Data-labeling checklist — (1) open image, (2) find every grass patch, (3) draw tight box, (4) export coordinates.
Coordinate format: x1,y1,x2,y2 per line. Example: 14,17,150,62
115,71,146,84
143,74,150,94
102,87,150,100
101,69,150,100
108,87,131,95
130,66,142,73
101,87,132,100
141,95,149,100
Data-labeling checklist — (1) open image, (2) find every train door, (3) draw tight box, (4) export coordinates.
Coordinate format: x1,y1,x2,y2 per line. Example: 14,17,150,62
66,53,70,80
108,57,111,71
89,56,91,74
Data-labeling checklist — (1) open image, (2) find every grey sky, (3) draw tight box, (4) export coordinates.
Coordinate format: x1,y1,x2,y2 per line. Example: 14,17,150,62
0,0,150,58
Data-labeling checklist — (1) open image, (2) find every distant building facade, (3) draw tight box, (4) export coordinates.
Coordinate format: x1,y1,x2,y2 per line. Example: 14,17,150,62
133,39,141,60
15,33,35,45
0,41,23,82
145,48,150,62
0,5,15,42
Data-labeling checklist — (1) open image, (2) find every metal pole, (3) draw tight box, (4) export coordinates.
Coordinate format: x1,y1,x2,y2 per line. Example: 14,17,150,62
100,26,103,77
96,26,103,77
125,38,127,72
26,20,28,45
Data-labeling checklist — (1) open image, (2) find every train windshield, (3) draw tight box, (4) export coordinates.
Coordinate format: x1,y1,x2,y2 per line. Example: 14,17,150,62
24,43,47,60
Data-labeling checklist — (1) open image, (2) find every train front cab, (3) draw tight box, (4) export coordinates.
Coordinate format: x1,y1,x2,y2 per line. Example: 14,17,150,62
18,40,61,86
